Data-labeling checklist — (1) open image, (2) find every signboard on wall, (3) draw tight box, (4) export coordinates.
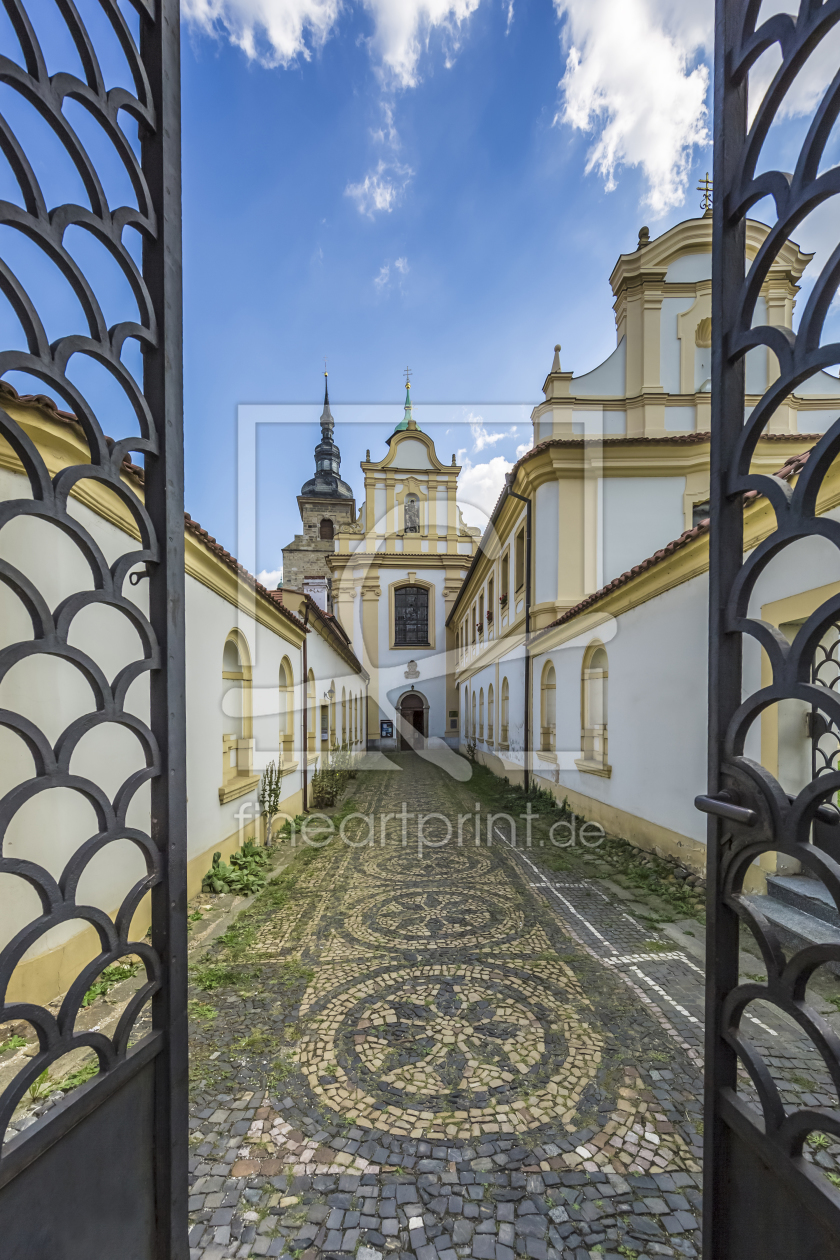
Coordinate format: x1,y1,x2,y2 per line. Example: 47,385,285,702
380,720,394,739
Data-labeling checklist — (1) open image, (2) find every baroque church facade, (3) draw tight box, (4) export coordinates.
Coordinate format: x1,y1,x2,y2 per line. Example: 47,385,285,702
282,380,480,749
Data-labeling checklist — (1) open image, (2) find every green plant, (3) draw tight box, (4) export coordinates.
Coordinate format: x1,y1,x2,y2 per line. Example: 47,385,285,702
1,1035,27,1052
826,1171,840,1188
190,961,240,991
809,1132,831,1150
60,1060,99,1091
202,840,271,895
189,1001,218,1021
82,958,141,1007
28,1070,52,1101
259,760,282,842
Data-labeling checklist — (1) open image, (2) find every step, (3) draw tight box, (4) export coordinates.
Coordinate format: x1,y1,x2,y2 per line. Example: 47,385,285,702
745,893,840,972
766,874,840,928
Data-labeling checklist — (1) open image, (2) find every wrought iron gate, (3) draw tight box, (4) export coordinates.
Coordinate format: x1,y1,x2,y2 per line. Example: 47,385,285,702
702,0,840,1255
0,1,186,1256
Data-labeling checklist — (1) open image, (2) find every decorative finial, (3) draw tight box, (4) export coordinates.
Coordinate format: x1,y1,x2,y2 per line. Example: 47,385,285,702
404,365,412,387
551,344,562,373
638,226,650,248
366,448,370,461
323,370,329,408
697,172,713,216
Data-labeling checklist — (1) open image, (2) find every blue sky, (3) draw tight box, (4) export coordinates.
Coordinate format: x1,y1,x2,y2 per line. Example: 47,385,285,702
179,0,719,579
5,0,840,584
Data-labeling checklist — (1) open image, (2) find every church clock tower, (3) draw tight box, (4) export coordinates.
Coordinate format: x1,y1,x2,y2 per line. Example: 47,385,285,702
281,374,356,610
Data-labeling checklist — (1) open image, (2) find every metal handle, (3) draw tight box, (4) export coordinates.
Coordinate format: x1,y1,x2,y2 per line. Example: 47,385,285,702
786,794,840,827
695,793,757,826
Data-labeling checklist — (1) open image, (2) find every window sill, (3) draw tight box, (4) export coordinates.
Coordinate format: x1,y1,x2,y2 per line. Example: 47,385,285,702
218,773,260,804
575,758,612,779
278,760,299,777
537,750,557,764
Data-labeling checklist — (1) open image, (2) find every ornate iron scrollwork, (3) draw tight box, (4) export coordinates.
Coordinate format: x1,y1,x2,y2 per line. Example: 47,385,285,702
707,1,840,1254
0,0,186,1251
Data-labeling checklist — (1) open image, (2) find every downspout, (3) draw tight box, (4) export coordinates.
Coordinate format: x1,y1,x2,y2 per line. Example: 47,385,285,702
504,473,532,794
301,600,311,811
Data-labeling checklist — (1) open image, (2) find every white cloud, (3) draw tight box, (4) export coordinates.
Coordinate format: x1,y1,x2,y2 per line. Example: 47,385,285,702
362,0,482,88
515,441,532,459
374,262,391,290
468,413,507,452
181,0,342,66
183,0,482,85
554,0,712,215
257,566,284,588
457,454,511,529
394,256,410,273
345,159,413,216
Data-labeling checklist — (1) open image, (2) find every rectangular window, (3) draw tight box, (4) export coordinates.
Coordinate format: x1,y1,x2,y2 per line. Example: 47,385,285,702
395,585,429,645
479,592,484,636
515,528,525,592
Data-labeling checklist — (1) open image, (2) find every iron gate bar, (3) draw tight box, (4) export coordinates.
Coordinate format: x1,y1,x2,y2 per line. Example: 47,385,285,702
0,0,186,1254
705,0,840,1255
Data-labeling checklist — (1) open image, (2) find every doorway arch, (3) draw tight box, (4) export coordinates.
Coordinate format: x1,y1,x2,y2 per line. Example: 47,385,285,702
397,689,428,750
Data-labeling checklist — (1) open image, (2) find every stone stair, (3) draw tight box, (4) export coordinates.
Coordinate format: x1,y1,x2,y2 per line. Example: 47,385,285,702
747,874,840,963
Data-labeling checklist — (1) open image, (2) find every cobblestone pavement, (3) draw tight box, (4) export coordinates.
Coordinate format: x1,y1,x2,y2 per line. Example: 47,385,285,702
184,754,840,1260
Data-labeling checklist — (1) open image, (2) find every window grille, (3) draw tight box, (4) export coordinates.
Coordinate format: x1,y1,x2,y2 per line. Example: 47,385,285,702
395,585,429,645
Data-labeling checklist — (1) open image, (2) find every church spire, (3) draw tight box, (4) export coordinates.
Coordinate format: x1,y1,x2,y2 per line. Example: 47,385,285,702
299,372,354,501
392,368,420,435
321,371,334,438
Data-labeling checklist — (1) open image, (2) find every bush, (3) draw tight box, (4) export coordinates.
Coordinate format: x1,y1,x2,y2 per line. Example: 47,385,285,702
201,839,272,895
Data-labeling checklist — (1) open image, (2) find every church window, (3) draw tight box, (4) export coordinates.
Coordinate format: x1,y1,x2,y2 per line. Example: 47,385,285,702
515,528,525,592
319,518,334,540
580,644,609,772
541,661,556,752
279,657,293,759
501,676,509,744
479,688,485,738
395,585,429,645
471,691,476,736
405,494,420,533
222,631,253,789
488,684,494,744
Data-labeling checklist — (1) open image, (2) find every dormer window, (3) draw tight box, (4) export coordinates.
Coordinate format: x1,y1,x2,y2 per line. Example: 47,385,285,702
405,494,420,533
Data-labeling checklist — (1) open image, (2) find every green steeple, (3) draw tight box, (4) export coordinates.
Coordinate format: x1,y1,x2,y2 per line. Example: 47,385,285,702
393,380,420,433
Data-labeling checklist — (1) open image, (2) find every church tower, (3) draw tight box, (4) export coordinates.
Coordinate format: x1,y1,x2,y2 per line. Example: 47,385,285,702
281,374,355,610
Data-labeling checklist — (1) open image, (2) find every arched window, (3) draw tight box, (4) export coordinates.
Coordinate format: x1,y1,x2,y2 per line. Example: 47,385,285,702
501,676,509,745
329,680,336,746
279,656,293,760
319,518,334,540
471,691,476,737
479,688,485,739
341,686,347,744
488,684,495,745
222,631,253,789
541,661,556,752
395,585,429,646
580,643,609,773
307,669,316,752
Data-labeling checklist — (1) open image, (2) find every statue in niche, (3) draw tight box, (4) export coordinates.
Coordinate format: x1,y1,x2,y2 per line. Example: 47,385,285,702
405,495,420,533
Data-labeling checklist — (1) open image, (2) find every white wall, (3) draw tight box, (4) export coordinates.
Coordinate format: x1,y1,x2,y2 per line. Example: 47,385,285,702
535,481,559,605
601,476,686,585
532,573,710,846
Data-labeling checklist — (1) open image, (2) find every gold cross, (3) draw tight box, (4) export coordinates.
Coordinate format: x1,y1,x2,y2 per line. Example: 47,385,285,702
404,365,412,387
697,172,713,214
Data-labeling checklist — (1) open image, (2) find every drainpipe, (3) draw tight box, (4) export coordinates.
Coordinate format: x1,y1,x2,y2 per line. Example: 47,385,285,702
504,473,532,794
301,600,311,811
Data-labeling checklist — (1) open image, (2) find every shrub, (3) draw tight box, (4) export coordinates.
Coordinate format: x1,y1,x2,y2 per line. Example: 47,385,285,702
201,839,272,895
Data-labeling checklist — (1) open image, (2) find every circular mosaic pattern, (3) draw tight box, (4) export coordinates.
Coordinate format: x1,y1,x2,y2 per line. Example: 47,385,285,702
358,844,496,884
299,962,604,1139
343,888,522,951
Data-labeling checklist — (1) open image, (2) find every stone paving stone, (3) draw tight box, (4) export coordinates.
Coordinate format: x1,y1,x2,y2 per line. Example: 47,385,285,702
180,755,840,1258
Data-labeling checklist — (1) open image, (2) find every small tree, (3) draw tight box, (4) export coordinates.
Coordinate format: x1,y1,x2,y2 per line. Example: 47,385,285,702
259,760,281,845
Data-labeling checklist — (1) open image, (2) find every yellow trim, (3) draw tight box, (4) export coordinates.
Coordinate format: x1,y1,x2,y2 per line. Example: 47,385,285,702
218,773,260,803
